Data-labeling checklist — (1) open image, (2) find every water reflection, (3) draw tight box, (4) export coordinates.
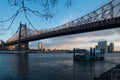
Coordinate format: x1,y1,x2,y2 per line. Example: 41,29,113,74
0,54,29,80
16,54,29,80
73,61,116,80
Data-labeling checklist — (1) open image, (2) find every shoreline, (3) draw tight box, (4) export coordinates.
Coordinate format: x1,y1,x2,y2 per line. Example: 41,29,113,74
0,51,70,54
94,64,120,80
0,51,31,54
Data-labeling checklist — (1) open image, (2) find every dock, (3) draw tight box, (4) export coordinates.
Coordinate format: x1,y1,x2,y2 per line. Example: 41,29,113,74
73,48,105,61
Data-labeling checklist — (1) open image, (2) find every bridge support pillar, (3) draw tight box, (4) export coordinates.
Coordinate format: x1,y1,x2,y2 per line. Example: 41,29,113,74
0,45,7,51
16,42,29,51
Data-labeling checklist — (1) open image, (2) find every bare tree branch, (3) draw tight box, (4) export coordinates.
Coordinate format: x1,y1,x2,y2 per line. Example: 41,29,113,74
0,0,72,32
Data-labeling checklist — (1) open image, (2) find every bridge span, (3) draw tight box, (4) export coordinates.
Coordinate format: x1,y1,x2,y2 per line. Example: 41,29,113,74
0,0,120,50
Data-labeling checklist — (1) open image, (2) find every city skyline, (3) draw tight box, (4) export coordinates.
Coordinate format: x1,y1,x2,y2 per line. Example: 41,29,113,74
32,40,116,52
0,0,120,50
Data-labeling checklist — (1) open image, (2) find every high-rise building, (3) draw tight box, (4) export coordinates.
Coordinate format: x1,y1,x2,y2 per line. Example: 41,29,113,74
98,41,107,53
0,39,4,45
38,42,43,51
108,43,114,53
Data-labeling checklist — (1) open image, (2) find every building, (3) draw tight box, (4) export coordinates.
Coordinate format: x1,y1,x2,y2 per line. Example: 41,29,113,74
108,43,114,53
98,41,108,53
0,39,4,45
6,45,15,50
38,42,43,51
0,40,7,50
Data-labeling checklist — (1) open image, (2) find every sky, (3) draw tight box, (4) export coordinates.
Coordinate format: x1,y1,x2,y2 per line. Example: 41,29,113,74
0,0,120,50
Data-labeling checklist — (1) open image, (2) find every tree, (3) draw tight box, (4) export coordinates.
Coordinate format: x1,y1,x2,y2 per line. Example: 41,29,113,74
0,0,72,31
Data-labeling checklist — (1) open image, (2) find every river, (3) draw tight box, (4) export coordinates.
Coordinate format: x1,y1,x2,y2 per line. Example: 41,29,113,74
0,53,120,80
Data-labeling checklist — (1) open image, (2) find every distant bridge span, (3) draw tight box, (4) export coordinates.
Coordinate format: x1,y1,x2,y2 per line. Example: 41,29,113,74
0,0,120,50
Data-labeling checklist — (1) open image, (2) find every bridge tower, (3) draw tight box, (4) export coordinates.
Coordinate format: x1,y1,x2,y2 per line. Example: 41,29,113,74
16,23,29,51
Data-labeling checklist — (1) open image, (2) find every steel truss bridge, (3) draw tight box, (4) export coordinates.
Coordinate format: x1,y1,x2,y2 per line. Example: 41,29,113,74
1,0,120,50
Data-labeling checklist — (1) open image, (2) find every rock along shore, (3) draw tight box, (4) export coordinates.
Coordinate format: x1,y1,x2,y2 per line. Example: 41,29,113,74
94,64,120,80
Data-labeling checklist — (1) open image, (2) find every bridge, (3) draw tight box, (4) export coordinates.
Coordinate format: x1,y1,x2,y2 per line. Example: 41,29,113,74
0,0,120,51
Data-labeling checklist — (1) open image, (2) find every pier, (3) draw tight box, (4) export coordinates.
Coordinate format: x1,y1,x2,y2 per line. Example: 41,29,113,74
73,48,105,61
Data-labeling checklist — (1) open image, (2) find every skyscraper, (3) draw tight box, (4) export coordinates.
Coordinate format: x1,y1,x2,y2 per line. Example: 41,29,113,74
38,42,43,51
98,41,107,53
108,43,114,53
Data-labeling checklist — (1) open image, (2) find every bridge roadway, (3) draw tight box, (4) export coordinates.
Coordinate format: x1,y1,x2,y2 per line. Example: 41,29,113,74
5,17,120,46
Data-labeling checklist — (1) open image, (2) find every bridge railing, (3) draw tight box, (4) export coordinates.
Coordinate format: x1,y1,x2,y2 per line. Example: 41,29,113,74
40,0,119,33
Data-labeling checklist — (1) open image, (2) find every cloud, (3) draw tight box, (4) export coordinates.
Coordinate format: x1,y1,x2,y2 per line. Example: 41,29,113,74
42,28,120,49
29,41,38,49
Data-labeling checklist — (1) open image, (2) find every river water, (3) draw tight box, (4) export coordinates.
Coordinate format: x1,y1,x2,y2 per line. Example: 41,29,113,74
0,53,120,80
